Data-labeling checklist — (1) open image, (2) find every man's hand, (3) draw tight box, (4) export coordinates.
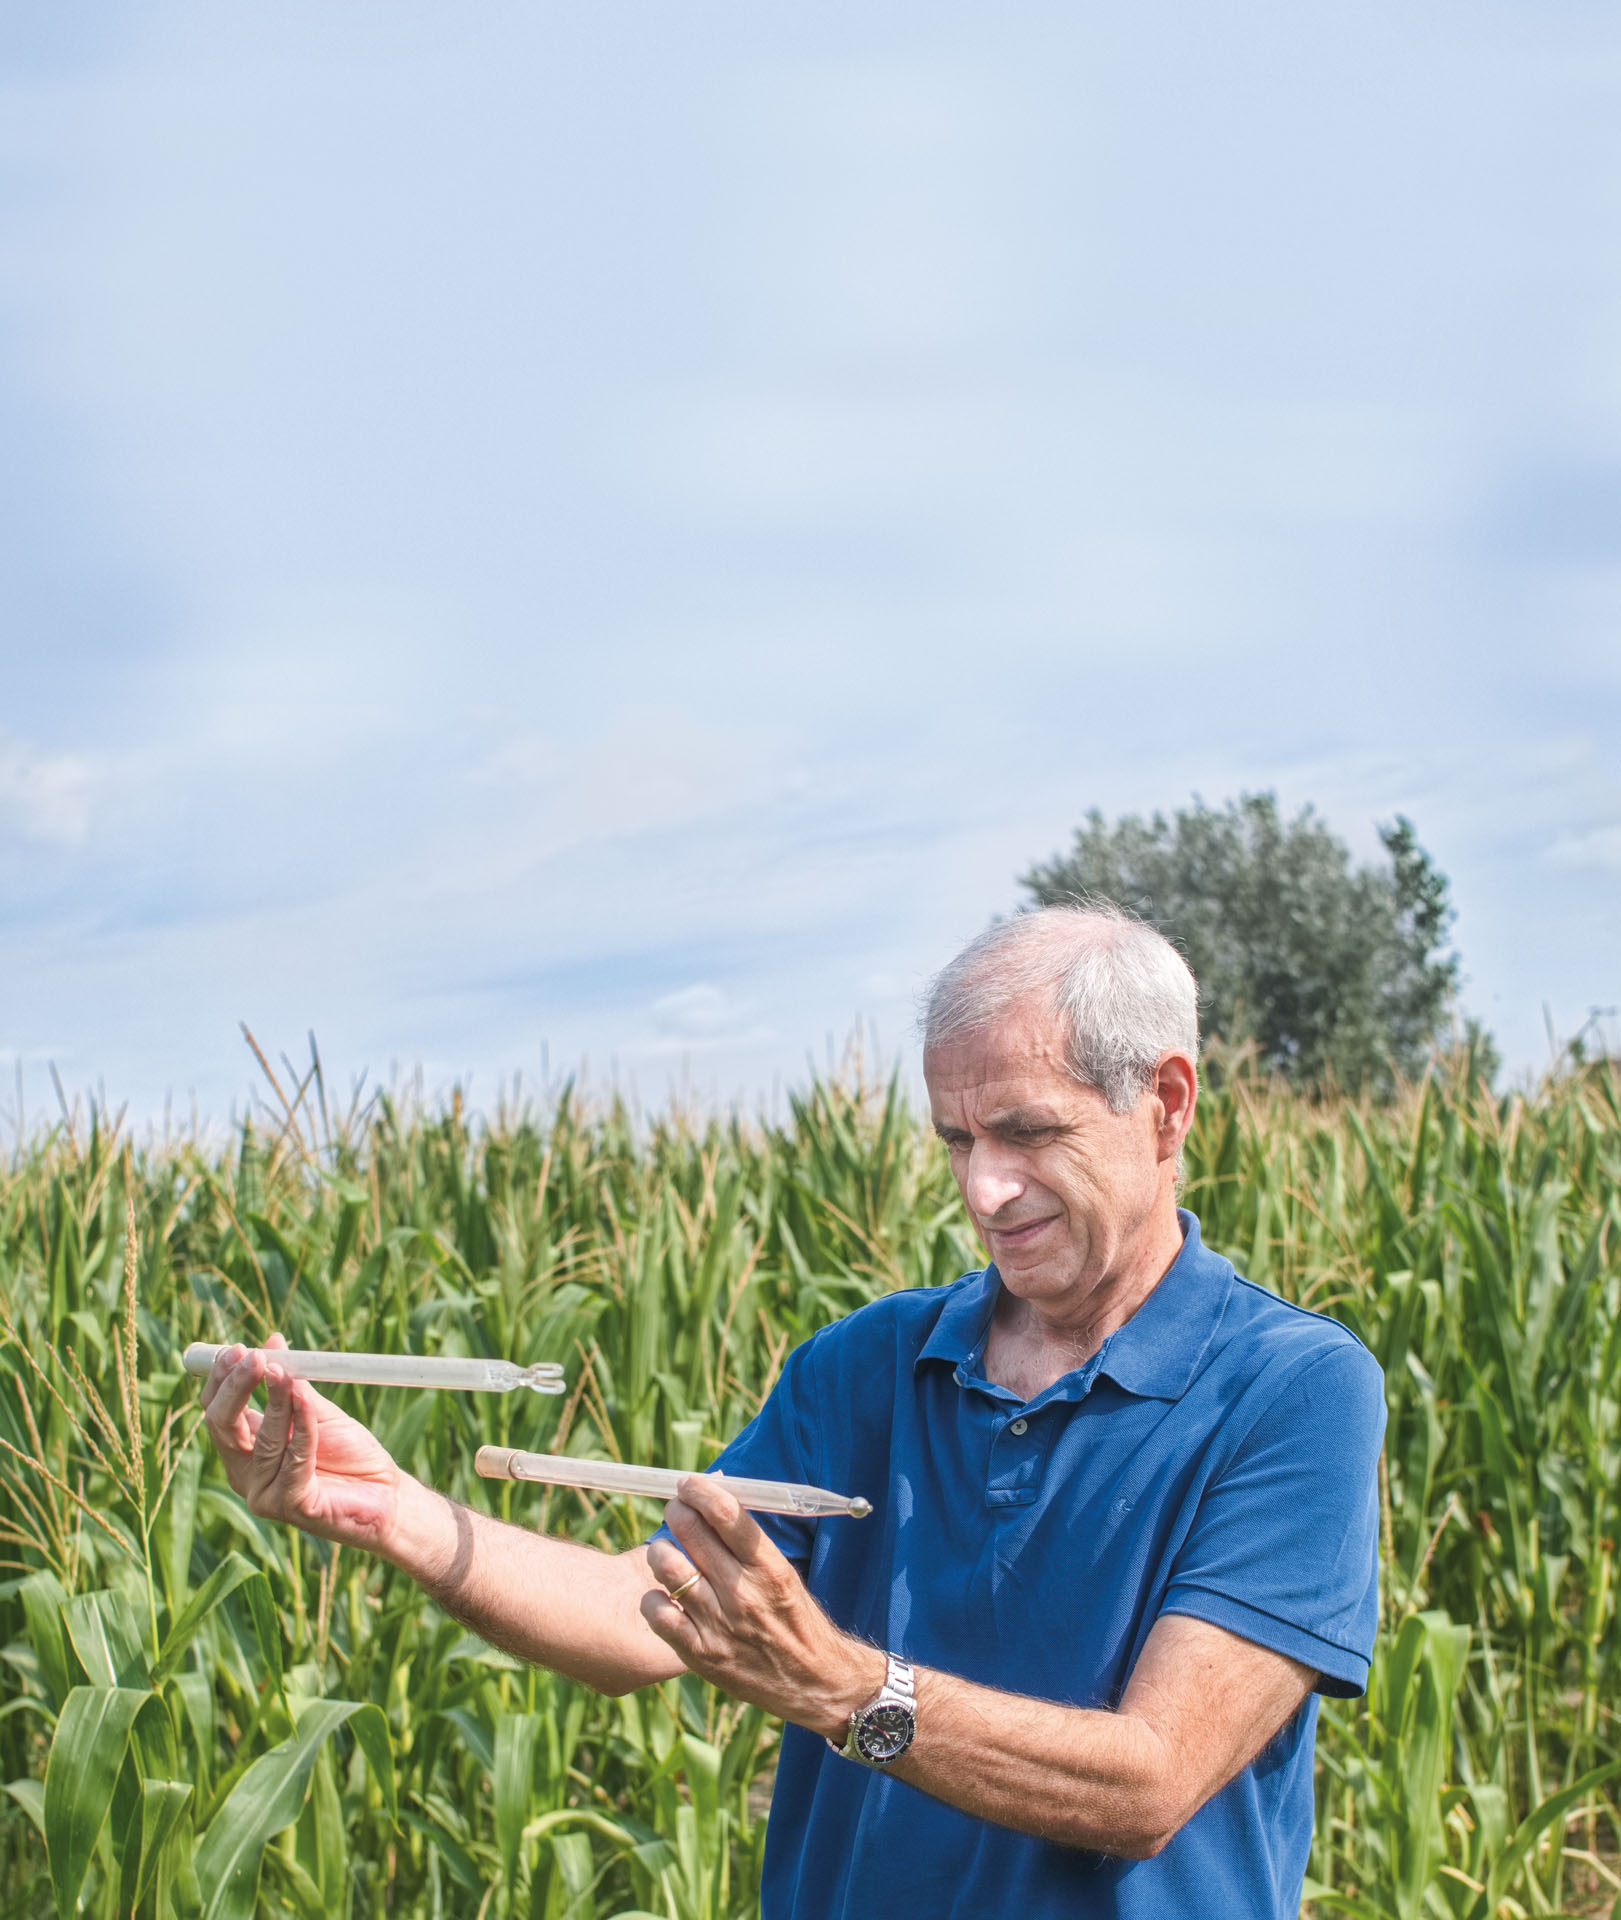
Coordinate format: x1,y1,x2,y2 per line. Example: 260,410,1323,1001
641,1475,884,1739
200,1335,402,1551
199,1335,683,1696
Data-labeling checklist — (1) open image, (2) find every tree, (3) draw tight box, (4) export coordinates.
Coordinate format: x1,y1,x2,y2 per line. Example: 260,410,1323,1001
1020,793,1460,1095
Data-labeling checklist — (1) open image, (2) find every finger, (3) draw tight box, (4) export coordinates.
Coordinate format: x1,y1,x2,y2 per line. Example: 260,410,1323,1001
663,1497,732,1571
204,1349,265,1446
663,1500,750,1614
674,1474,770,1565
265,1331,289,1352
200,1343,246,1415
639,1586,703,1659
645,1537,699,1594
657,1565,711,1617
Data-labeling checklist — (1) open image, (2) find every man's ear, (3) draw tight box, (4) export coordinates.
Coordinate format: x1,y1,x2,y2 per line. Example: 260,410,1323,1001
1153,1052,1198,1160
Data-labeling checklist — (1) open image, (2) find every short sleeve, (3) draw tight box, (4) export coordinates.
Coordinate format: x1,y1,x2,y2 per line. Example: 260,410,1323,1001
1160,1338,1386,1697
647,1334,824,1570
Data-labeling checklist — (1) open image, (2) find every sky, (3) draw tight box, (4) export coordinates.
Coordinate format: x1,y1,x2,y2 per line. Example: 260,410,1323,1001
2,0,1619,1129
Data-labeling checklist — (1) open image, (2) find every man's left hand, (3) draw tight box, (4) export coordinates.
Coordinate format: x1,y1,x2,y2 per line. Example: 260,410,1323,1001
641,1476,884,1741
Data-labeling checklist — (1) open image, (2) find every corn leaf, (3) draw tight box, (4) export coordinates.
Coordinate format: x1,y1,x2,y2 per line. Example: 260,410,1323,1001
492,1709,539,1898
61,1588,148,1689
4,1776,46,1840
18,1573,71,1712
193,1696,395,1920
152,1550,272,1685
42,1684,151,1920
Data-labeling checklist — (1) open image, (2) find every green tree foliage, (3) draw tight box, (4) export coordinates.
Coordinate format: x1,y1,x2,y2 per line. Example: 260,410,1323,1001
1021,793,1460,1094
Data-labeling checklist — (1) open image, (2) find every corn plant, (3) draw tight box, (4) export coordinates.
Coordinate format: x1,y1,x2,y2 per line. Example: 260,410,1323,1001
1,1046,1617,1919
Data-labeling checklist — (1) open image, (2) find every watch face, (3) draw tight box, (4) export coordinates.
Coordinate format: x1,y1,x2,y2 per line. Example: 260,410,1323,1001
855,1702,915,1763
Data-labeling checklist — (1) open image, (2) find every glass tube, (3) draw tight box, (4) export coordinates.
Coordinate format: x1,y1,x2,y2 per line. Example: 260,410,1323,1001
475,1444,872,1519
183,1342,566,1395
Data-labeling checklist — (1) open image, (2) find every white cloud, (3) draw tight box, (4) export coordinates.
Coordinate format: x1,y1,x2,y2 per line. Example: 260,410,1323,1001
0,739,102,847
652,983,747,1041
645,984,776,1059
656,990,737,1036
1547,822,1621,871
443,708,804,896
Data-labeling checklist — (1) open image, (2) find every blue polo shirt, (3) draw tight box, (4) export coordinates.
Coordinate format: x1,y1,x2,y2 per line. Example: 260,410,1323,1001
676,1210,1384,1920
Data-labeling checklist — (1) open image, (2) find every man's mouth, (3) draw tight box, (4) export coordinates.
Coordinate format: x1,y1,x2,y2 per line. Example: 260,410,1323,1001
985,1214,1058,1248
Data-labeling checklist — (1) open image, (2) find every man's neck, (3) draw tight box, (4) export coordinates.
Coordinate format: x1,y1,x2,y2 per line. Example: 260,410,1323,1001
985,1200,1186,1400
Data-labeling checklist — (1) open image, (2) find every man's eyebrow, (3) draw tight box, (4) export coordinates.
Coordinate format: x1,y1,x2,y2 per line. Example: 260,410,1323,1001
987,1107,1063,1133
931,1108,1063,1140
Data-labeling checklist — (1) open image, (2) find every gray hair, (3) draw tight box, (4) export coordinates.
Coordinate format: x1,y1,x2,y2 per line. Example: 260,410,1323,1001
921,903,1200,1113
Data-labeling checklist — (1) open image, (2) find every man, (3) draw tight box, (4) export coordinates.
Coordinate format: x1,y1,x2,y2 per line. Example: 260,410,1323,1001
202,905,1384,1918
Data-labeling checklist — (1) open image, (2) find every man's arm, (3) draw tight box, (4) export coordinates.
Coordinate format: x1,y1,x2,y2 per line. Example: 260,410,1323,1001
201,1341,685,1696
889,1613,1313,1855
380,1477,683,1694
641,1474,1315,1859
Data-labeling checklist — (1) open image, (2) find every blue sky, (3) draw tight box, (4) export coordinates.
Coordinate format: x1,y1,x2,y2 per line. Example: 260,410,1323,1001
2,0,1619,1125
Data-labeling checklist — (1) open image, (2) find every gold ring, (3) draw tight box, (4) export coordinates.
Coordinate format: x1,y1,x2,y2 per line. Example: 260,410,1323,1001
667,1571,702,1604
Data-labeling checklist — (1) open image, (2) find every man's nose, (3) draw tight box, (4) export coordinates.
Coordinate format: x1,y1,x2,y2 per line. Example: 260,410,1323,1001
963,1141,1025,1219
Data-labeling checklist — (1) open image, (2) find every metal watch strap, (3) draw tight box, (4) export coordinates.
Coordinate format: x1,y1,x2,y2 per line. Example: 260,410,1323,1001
830,1652,916,1767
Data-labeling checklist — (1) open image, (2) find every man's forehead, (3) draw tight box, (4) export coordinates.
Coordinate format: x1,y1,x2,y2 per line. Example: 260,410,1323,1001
922,1008,1071,1101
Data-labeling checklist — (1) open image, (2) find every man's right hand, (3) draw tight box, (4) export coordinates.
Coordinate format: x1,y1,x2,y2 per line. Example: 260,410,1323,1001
199,1333,688,1697
201,1334,404,1551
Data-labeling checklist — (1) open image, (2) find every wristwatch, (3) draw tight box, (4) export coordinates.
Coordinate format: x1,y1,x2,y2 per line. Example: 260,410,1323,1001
830,1653,916,1767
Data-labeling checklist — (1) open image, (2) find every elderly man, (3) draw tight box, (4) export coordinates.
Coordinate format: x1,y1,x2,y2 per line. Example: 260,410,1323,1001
202,905,1384,1919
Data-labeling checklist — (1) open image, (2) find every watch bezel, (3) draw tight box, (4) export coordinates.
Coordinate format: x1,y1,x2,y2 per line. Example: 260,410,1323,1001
852,1699,916,1764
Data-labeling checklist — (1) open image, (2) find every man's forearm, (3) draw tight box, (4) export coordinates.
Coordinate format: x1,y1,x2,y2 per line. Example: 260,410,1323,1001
887,1670,1174,1857
382,1473,685,1695
796,1651,1174,1857
795,1615,1312,1859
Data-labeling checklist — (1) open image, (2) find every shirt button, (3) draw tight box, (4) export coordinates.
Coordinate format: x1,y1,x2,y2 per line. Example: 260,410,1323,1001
1009,1417,1028,1436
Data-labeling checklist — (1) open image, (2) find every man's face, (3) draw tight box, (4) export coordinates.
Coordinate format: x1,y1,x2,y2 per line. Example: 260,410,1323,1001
924,999,1171,1309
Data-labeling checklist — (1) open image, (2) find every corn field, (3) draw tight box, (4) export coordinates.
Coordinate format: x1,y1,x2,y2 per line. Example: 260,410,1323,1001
0,1047,1618,1920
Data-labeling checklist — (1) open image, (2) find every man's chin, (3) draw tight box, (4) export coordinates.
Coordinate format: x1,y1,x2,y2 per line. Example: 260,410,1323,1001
986,1218,1060,1261
990,1250,1077,1289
